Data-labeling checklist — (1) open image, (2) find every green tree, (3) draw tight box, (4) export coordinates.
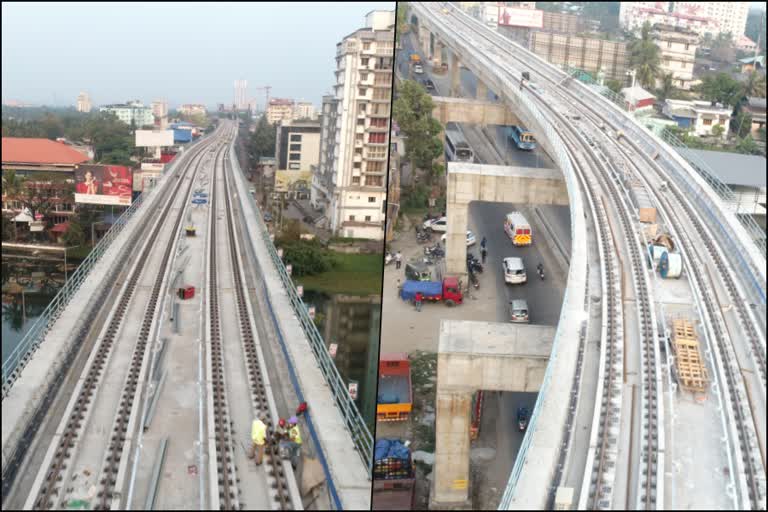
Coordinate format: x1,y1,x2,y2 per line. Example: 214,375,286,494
656,73,676,102
393,80,444,182
735,135,761,155
741,71,767,99
1,213,14,241
605,79,623,94
710,124,725,139
711,32,735,63
61,219,85,247
279,240,337,276
732,112,753,138
248,115,277,162
697,73,743,107
629,22,660,89
396,2,409,43
758,126,766,142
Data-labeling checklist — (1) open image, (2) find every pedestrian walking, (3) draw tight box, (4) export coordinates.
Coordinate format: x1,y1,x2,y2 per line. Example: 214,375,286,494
249,412,268,465
481,246,487,264
414,292,423,312
481,236,487,250
395,250,402,269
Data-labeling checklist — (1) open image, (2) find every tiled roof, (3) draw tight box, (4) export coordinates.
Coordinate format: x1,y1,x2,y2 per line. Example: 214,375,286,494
2,137,90,165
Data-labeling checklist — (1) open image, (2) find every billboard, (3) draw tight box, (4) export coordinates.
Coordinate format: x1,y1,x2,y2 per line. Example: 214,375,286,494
74,164,133,205
498,6,544,28
274,169,311,194
135,130,174,147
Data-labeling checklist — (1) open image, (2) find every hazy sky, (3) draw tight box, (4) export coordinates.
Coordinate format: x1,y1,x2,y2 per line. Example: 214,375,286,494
2,2,394,109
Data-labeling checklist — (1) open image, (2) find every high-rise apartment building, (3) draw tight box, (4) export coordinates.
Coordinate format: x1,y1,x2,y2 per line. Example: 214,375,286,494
234,79,248,110
314,10,395,240
619,2,750,38
76,92,91,113
151,99,168,128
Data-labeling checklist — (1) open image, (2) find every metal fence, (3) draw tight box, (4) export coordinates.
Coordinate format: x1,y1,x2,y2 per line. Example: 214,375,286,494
1,144,194,396
227,142,374,472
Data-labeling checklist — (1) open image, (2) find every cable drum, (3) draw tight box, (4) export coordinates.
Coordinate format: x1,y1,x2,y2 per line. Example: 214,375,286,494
659,251,683,279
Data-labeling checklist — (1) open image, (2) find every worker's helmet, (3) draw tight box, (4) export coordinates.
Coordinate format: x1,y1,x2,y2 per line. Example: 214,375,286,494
288,416,298,425
279,418,286,428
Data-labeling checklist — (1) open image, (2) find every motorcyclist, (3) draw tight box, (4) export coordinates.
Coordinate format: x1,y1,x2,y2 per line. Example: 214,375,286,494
537,262,544,274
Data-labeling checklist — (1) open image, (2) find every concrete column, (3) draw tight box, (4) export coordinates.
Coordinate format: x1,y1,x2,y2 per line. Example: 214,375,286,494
419,26,430,55
450,53,461,97
434,41,443,66
476,81,487,101
445,169,469,280
432,390,473,506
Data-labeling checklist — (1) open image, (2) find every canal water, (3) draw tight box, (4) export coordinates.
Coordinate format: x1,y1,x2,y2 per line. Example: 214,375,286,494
1,257,66,369
303,290,381,432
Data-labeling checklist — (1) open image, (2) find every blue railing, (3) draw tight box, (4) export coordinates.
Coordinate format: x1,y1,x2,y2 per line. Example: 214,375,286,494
227,141,374,474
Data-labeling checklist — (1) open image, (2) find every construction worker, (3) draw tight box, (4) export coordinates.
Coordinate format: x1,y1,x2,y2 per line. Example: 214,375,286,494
283,416,303,466
275,418,290,442
296,401,308,417
249,412,268,465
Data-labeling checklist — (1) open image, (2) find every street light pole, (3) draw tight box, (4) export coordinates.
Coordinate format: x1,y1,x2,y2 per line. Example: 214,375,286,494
64,247,68,284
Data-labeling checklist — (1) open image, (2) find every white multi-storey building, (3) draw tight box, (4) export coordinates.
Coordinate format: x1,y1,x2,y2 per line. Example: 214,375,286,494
76,92,91,113
314,10,394,240
654,24,699,90
619,2,750,38
266,98,295,124
178,104,207,116
100,101,154,127
293,101,316,120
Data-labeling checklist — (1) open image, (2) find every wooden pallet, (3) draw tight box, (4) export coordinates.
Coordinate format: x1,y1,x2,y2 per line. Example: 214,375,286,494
672,320,709,393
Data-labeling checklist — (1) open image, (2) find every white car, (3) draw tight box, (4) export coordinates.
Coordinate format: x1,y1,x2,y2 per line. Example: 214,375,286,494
414,64,424,74
503,257,527,284
423,216,447,232
442,230,476,246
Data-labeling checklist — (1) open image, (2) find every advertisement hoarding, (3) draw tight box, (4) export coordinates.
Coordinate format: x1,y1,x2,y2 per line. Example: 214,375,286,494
498,6,544,28
74,164,133,205
135,130,174,147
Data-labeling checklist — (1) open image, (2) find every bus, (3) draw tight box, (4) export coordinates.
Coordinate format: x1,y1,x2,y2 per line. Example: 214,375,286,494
444,122,474,162
509,125,536,151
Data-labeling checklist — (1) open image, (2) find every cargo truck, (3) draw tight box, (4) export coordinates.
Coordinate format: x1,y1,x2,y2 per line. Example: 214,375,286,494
399,277,463,307
373,439,416,510
377,354,413,422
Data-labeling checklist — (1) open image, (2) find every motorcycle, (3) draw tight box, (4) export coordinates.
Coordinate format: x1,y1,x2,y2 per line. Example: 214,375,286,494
517,406,529,432
537,264,545,280
468,269,480,290
384,251,394,266
467,254,484,274
424,244,444,258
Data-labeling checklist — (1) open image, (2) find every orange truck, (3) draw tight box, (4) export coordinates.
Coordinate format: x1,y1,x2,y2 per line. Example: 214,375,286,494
377,353,412,422
409,53,421,63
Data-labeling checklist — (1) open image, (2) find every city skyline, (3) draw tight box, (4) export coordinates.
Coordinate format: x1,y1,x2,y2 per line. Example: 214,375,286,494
1,2,393,109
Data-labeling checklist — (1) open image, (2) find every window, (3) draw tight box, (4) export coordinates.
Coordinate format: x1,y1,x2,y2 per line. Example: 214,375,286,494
370,117,388,127
289,163,301,170
353,162,361,169
355,148,363,155
290,134,302,142
365,215,372,222
357,118,365,125
363,42,371,50
349,215,356,221
352,176,361,185
289,144,301,151
365,175,383,187
359,88,367,96
358,103,366,114
685,43,690,50
289,153,301,161
703,118,712,126
667,41,672,48
360,72,368,81
368,132,386,143
367,161,385,173
368,196,376,203
361,57,369,66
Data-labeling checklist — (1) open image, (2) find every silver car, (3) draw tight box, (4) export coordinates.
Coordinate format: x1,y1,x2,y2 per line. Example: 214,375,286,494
508,299,529,323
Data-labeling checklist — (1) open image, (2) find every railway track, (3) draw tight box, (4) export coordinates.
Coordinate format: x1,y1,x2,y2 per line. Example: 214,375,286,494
418,4,664,508
205,136,298,510
25,129,225,510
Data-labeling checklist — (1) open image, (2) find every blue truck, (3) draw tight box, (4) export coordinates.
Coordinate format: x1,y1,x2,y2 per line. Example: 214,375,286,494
399,278,463,307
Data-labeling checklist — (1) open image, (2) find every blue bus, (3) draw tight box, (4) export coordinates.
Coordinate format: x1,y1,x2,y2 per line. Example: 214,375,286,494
509,125,536,151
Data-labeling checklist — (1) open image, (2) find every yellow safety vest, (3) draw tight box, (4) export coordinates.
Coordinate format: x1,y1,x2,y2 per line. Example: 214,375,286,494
251,419,267,444
289,425,302,445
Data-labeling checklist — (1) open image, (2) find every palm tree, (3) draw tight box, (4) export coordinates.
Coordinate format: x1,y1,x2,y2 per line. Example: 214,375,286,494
630,22,661,90
657,73,676,101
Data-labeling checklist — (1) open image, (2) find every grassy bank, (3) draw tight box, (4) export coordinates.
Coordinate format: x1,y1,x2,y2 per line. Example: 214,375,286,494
298,252,383,296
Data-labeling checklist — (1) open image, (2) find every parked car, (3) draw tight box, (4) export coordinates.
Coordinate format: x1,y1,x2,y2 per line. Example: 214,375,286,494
441,230,476,246
503,257,527,284
423,216,447,233
508,299,529,323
